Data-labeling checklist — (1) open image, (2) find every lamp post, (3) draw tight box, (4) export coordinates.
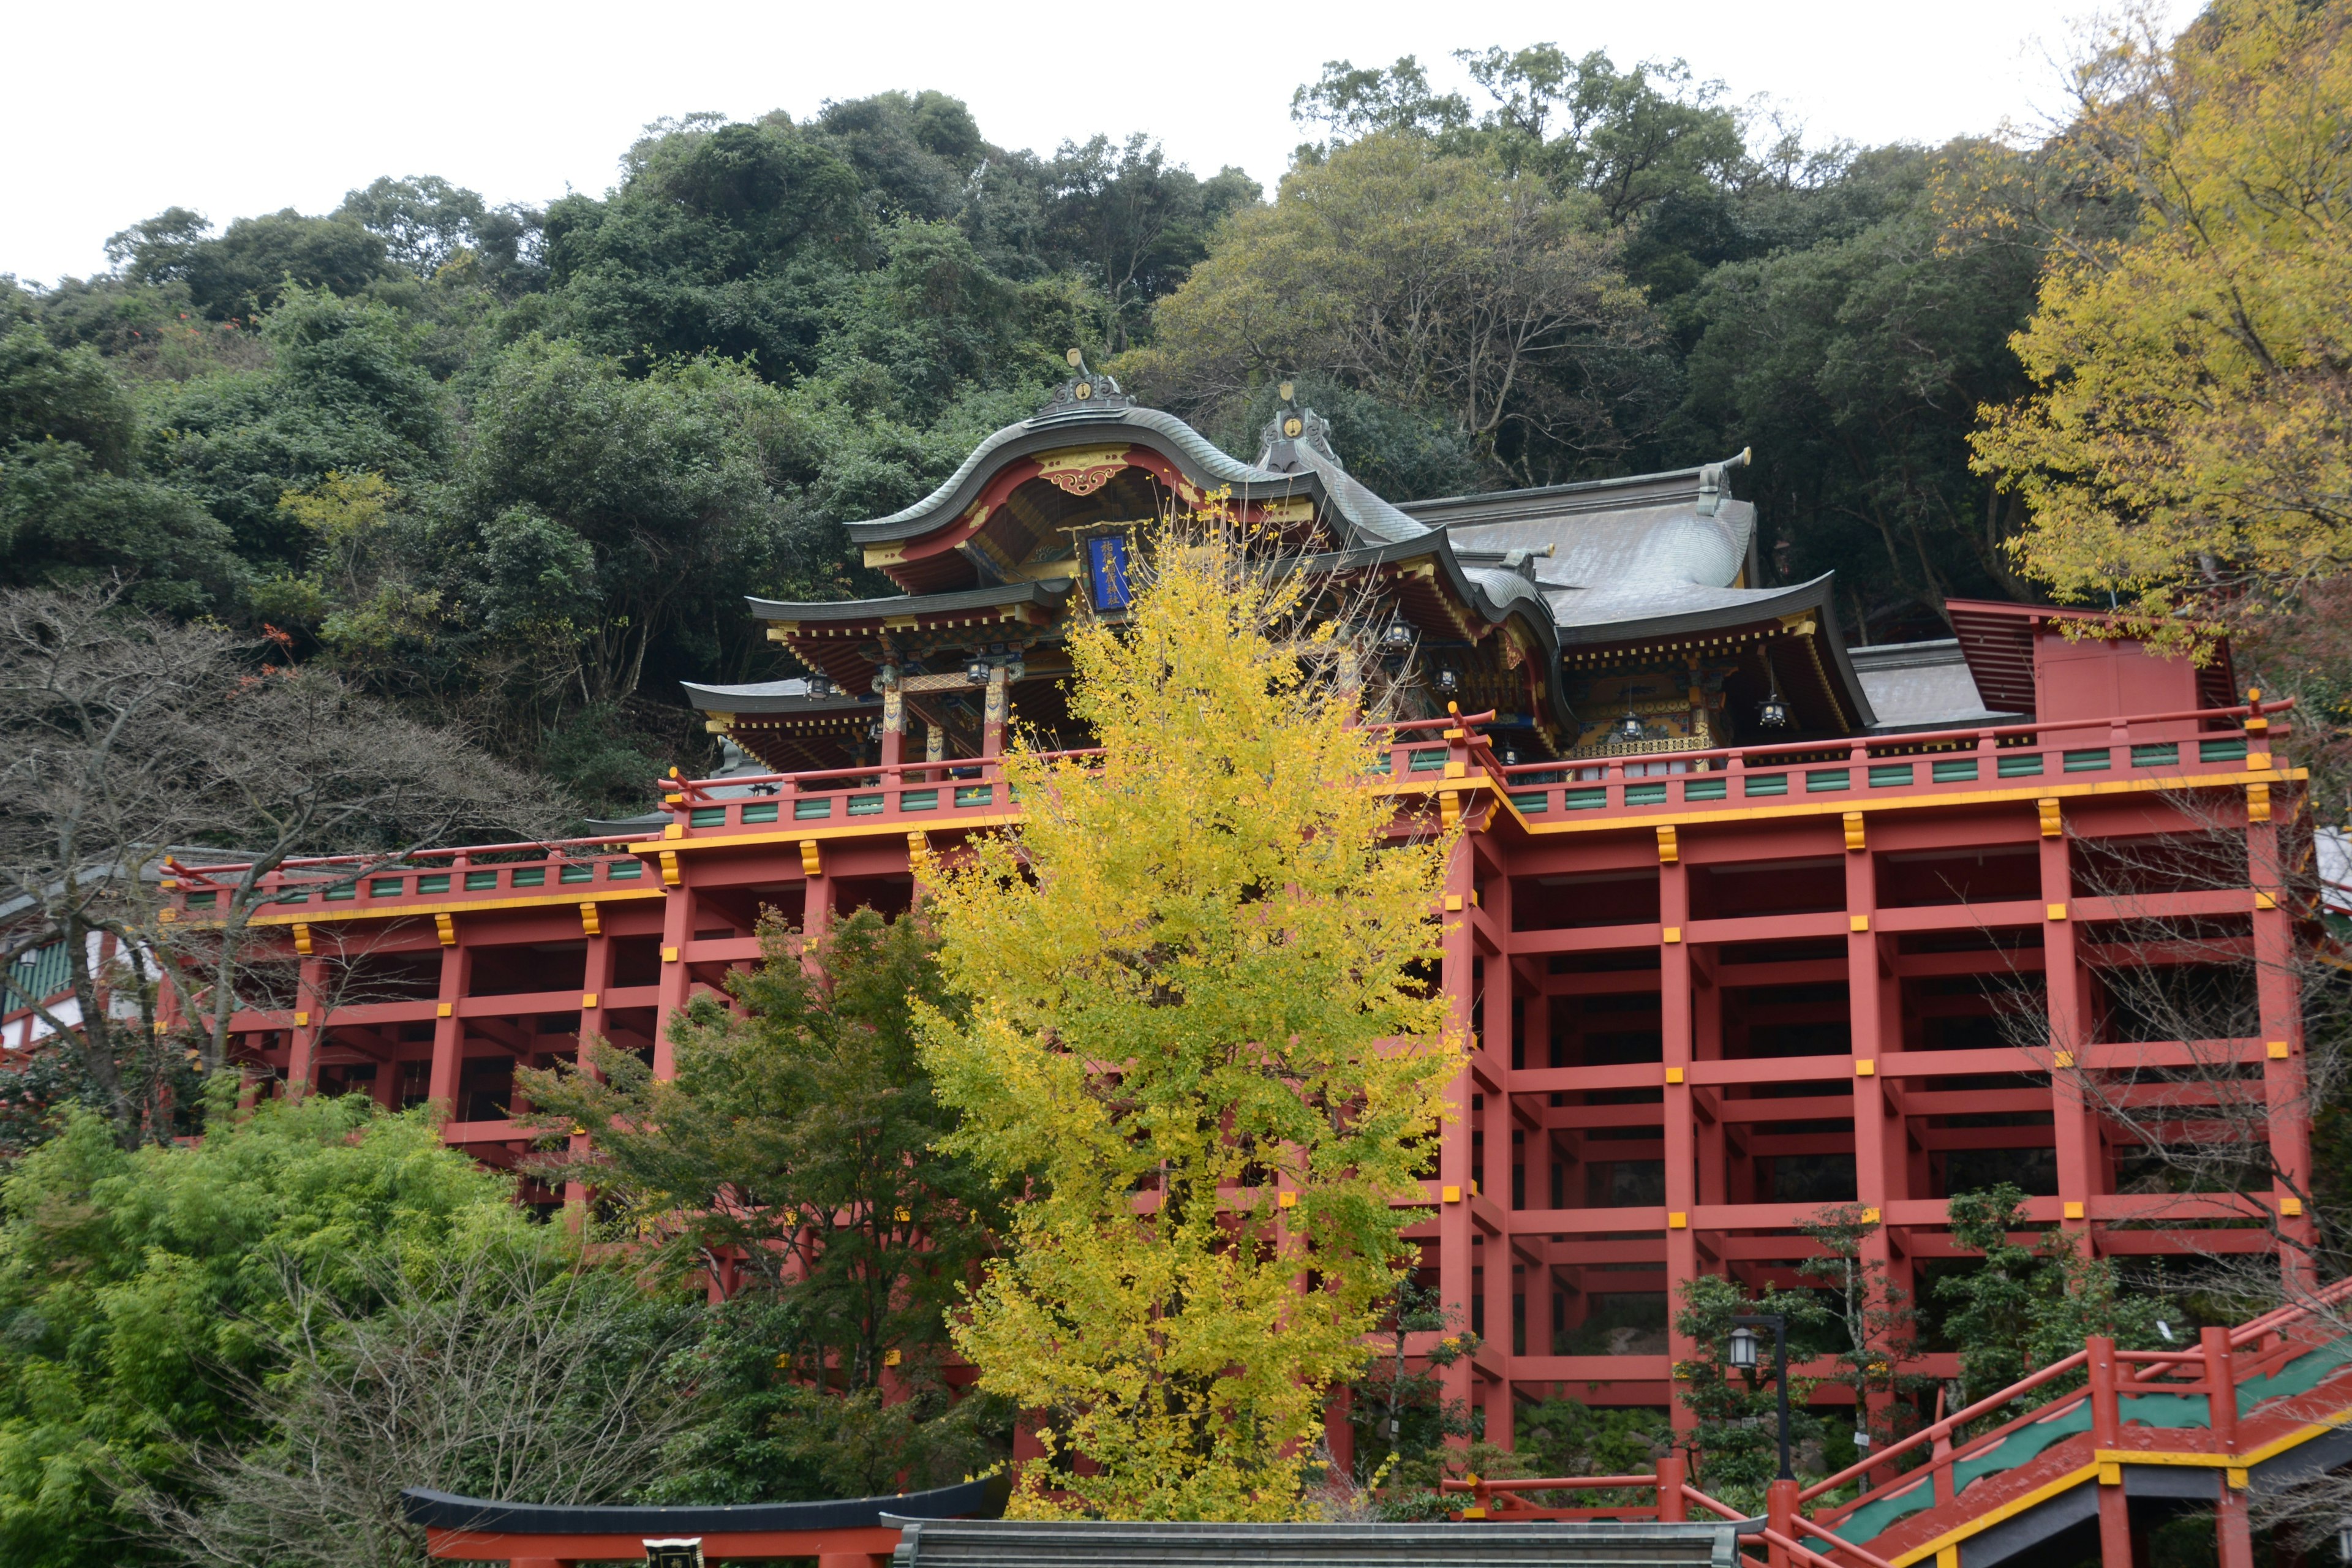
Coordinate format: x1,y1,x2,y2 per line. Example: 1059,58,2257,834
1728,1314,1794,1482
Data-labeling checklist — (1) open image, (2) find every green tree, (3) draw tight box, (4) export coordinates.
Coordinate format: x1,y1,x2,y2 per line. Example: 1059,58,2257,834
1796,1204,1927,1457
1676,145,2043,635
1672,1274,1833,1512
918,514,1461,1520
1131,133,1660,486
448,335,826,707
523,906,1000,1396
138,285,444,578
0,1096,532,1568
1936,1185,2163,1419
1344,1276,1480,1491
0,286,242,611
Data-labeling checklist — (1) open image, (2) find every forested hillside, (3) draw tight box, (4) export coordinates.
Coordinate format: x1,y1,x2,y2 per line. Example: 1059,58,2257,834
4,65,2068,817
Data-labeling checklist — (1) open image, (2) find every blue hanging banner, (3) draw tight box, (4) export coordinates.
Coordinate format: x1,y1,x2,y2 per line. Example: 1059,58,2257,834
1086,533,1132,610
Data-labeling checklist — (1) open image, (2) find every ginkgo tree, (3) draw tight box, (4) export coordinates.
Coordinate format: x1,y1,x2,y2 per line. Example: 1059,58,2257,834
918,511,1463,1520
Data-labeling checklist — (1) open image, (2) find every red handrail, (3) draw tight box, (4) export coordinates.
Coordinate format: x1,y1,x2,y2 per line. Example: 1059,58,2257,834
1494,698,2289,781
1798,1351,2091,1506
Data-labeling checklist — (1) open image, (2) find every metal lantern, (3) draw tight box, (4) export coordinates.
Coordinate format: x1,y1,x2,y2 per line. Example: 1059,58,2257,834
965,657,991,685
1758,673,1790,730
1501,748,1520,766
867,719,885,742
1618,705,1646,744
1384,624,1414,651
804,675,833,699
1728,1325,1759,1370
1434,669,1459,696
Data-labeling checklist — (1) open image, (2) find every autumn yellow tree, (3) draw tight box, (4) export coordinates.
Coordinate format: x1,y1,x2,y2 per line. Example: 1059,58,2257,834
917,514,1461,1520
1971,0,2352,653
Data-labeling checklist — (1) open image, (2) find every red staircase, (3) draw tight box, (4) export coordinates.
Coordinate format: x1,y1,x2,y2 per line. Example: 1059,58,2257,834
1446,1278,2352,1568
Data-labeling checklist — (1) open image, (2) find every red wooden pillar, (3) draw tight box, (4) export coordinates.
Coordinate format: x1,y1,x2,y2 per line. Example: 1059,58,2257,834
1766,1476,1799,1568
427,936,468,1114
2041,802,2097,1238
2086,1333,2134,1568
1654,1453,1687,1521
1436,835,1477,1435
2214,1480,2256,1568
1844,814,1897,1449
654,870,696,1081
1479,860,1515,1449
1659,842,1699,1437
568,923,614,1213
2247,802,2315,1278
287,954,326,1093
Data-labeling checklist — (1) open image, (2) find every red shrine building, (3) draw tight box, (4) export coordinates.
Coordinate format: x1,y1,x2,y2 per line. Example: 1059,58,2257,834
158,364,2310,1446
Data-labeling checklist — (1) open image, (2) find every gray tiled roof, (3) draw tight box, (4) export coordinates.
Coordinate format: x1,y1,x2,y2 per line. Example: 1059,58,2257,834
1851,639,2024,731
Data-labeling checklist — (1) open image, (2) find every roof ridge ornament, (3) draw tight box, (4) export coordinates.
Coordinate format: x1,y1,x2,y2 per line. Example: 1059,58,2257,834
1034,347,1130,419
1694,446,1752,518
1257,378,1343,474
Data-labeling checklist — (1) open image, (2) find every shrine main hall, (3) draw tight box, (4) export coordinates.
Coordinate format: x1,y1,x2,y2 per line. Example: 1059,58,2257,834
167,364,2311,1442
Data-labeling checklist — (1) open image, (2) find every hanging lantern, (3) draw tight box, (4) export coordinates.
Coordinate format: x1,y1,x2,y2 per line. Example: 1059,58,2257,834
965,657,990,685
1728,1325,1759,1370
1434,669,1459,696
1618,704,1646,744
1383,623,1414,651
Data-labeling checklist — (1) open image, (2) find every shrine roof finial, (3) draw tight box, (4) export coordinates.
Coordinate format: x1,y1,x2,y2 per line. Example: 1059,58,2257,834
1035,346,1129,420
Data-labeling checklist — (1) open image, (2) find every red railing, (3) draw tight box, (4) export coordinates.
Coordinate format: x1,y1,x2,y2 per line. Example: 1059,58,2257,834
1795,1272,2352,1530
1434,1276,2352,1560
1491,700,2285,820
168,835,655,918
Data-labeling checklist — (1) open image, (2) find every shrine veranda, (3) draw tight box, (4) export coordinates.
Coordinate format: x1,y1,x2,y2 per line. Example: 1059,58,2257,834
147,368,2315,1450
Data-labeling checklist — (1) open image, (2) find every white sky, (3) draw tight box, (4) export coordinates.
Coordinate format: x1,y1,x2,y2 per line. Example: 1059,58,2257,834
4,0,2204,288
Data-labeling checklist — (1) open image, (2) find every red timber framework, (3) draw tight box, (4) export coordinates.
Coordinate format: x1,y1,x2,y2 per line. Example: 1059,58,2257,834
153,366,2331,1562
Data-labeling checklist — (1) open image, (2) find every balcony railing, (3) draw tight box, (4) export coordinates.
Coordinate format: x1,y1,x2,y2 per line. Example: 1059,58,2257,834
162,703,2289,921
1491,701,2282,820
168,836,655,921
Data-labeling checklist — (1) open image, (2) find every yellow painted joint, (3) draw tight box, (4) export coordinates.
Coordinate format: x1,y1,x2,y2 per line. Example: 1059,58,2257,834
2248,782,2272,822
1669,1211,1689,1229
2226,1467,2248,1490
660,850,682,886
293,922,314,957
663,821,683,840
2281,1197,2304,1217
1661,926,1682,944
437,1003,452,1019
1444,894,1464,913
2269,1041,2291,1059
799,840,824,877
1278,1190,1297,1208
435,914,457,946
1665,1066,1685,1085
2098,1461,2122,1486
2248,753,2271,772
1843,810,1864,851
1442,759,1467,779
2254,890,2277,910
293,1011,310,1028
1850,914,1870,932
157,907,178,923
579,902,601,937
2064,1200,2086,1220
662,946,679,963
1657,824,1678,863
581,992,598,1009
1862,1206,1880,1223
1855,1060,1875,1077
2038,797,2062,837
1442,1185,1461,1204
2054,1049,2076,1068
2048,902,2067,921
